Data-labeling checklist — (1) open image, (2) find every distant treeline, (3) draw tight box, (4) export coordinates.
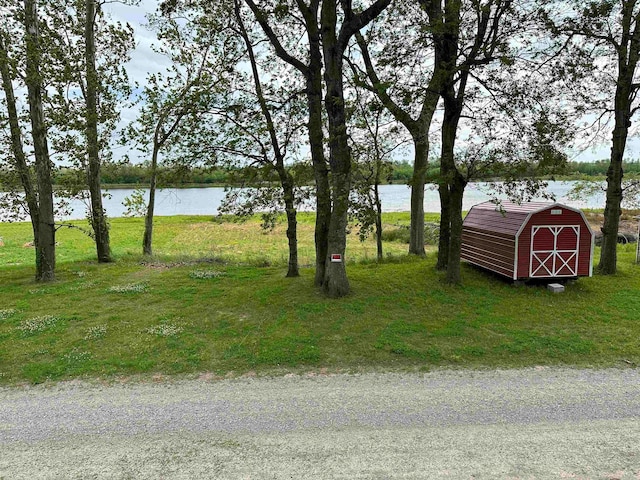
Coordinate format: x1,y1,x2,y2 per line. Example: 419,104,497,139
98,164,230,185
564,160,640,176
92,160,639,186
5,159,635,189
87,162,417,186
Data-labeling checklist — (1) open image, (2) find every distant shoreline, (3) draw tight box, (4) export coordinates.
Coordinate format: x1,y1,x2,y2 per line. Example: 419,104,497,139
96,175,607,189
0,175,616,193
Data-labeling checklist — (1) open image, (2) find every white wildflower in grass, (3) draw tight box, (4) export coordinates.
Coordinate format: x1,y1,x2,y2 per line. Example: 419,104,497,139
69,281,96,292
63,348,92,363
145,324,183,337
0,309,17,320
18,315,58,334
189,269,225,280
108,283,148,293
84,325,107,340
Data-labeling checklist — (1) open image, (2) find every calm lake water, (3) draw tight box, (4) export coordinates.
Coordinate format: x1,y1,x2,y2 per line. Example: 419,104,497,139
2,181,605,221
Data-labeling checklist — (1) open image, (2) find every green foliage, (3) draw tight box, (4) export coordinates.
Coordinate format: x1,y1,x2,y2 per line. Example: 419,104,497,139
380,226,411,244
122,188,147,217
381,222,440,245
42,0,136,186
568,175,640,208
564,160,640,178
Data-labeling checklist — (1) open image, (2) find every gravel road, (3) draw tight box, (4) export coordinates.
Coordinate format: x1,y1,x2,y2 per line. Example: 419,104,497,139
1,367,639,479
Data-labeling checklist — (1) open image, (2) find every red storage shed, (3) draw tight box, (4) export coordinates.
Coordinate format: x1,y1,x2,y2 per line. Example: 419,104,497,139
461,201,594,280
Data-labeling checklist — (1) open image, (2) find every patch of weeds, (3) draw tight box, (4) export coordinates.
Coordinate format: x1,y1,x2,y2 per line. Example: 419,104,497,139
84,325,107,341
0,309,17,320
256,335,320,366
17,315,58,335
423,222,440,245
386,343,423,358
64,348,92,363
376,320,429,359
430,289,458,305
454,345,487,358
432,318,467,337
145,323,183,337
248,256,273,268
296,303,328,321
74,271,88,278
498,331,595,357
254,285,285,304
210,318,242,339
379,223,439,245
70,281,96,292
381,225,410,244
226,268,267,280
224,342,251,360
189,269,226,280
21,362,65,383
107,283,148,294
425,346,443,361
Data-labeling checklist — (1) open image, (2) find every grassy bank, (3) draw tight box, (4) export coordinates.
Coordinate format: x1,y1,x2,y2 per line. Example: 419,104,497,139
1,213,639,385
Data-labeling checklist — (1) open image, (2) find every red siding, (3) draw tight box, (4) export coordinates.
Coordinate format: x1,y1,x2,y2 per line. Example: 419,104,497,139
461,227,516,278
461,204,521,278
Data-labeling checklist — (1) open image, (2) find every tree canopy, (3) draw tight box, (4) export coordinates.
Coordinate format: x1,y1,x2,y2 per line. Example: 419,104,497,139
1,0,637,289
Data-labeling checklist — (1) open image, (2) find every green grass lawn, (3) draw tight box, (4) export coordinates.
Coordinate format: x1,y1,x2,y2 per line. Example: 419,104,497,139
1,213,639,385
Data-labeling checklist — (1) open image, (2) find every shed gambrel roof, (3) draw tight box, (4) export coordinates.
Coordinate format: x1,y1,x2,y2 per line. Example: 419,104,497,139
463,201,593,238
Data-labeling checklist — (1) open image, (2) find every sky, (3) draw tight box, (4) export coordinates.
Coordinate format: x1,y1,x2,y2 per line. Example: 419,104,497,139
103,0,637,165
103,0,166,162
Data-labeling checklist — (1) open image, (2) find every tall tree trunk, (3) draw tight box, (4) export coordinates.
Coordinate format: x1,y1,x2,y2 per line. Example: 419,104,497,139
85,0,111,262
321,4,352,298
436,90,456,272
598,119,628,273
306,25,330,286
441,112,466,284
374,182,383,260
281,176,300,277
323,170,351,297
409,82,440,257
235,0,300,277
436,181,450,270
24,0,55,282
445,171,466,284
599,72,633,274
142,144,159,256
0,32,39,245
597,0,640,275
243,0,329,285
438,81,464,281
308,71,331,286
356,33,439,258
304,4,330,286
409,134,430,256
